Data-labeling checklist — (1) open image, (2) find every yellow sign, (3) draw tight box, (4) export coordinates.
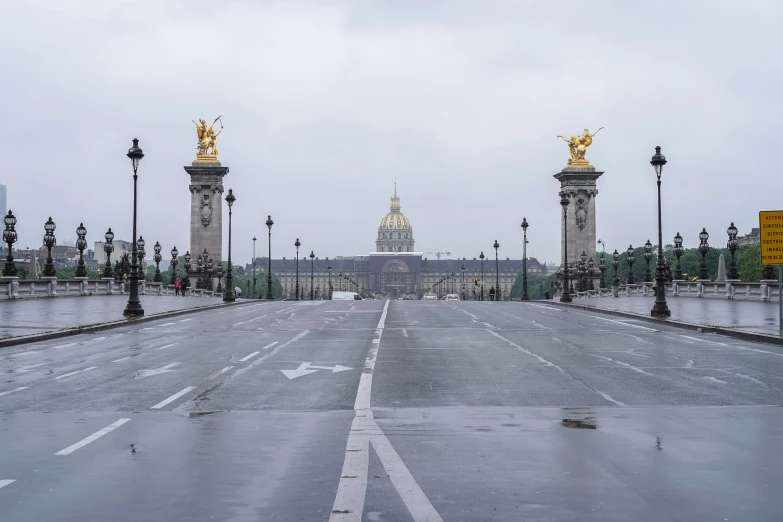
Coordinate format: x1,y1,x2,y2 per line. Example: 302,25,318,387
759,210,783,265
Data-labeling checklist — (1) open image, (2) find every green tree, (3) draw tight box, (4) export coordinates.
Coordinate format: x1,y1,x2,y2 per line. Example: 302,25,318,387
509,272,559,300
737,244,762,282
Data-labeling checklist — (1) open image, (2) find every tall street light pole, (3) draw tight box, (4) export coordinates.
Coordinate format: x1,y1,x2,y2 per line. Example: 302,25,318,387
493,241,499,301
265,215,274,300
124,138,144,317
650,146,671,317
294,238,301,300
560,194,572,303
328,265,332,299
310,251,315,300
521,218,529,301
223,189,236,302
252,236,256,299
479,251,485,301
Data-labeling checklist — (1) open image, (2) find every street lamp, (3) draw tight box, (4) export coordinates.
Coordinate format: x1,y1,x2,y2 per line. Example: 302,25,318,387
137,236,146,282
612,249,620,288
170,246,178,284
521,218,529,301
252,236,257,299
2,210,18,277
579,251,587,292
295,238,301,300
698,227,710,280
153,241,162,282
461,263,466,300
727,222,739,280
626,244,636,285
643,239,653,283
216,262,224,293
587,257,595,291
224,188,236,302
196,254,204,289
479,251,485,301
75,223,87,278
123,138,144,317
310,251,315,300
265,215,274,300
493,240,500,302
183,251,191,291
207,257,214,290
328,264,332,299
451,271,455,294
560,194,572,302
42,217,56,277
650,146,671,317
103,228,115,279
673,233,684,280
598,251,606,289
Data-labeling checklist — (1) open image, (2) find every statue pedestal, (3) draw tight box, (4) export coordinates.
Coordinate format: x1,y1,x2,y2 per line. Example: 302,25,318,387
184,161,229,280
554,166,603,292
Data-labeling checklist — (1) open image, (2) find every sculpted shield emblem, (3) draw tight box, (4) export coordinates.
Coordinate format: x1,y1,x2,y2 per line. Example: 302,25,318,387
200,194,213,227
575,197,587,231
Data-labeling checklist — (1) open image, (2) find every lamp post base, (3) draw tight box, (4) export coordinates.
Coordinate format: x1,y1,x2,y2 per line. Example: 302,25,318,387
650,303,671,318
123,302,144,318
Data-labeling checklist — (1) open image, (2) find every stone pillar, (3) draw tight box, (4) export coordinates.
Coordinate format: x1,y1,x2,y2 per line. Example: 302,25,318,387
184,161,229,283
554,166,603,291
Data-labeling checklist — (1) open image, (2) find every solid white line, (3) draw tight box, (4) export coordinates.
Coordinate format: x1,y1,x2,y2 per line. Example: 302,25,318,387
55,418,131,455
53,366,98,380
261,341,278,350
679,335,727,346
7,351,36,358
207,366,234,379
178,318,192,323
573,312,657,331
330,416,371,521
239,351,260,362
154,343,179,351
112,356,132,363
527,303,563,311
53,342,77,349
88,336,106,343
150,386,196,409
588,353,653,375
160,323,176,327
0,387,28,398
0,480,16,489
141,327,154,331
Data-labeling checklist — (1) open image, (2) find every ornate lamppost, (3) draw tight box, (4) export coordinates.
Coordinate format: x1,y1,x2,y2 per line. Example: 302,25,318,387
479,251,485,301
598,251,606,289
252,236,257,299
643,239,653,283
587,257,595,291
294,238,301,300
75,223,87,278
461,263,466,300
2,210,18,277
612,249,620,287
206,257,214,291
650,146,671,317
451,271,455,294
521,218,529,301
124,138,144,317
42,217,56,277
560,194,571,302
698,228,710,280
183,251,191,291
103,228,115,279
196,253,204,289
216,263,224,293
673,233,684,280
310,250,315,300
153,241,162,282
137,236,146,283
493,240,500,302
727,222,739,280
265,215,273,300
224,189,236,301
626,245,636,285
170,246,178,284
328,264,332,299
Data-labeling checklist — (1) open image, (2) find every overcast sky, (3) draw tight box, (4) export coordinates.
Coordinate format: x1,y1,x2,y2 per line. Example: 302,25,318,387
2,0,781,265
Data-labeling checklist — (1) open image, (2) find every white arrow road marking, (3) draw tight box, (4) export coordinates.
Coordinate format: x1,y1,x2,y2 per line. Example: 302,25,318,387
239,351,260,362
0,480,17,489
309,364,352,373
0,387,28,398
55,418,131,455
151,386,196,409
53,366,98,380
136,362,180,379
281,363,319,380
402,329,408,337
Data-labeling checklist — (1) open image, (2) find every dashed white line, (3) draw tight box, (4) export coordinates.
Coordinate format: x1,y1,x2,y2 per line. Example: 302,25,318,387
53,366,98,380
262,341,279,350
704,376,728,384
154,343,179,351
178,318,192,323
679,335,727,346
112,356,132,363
53,342,77,349
0,480,16,489
55,418,131,455
0,387,28,398
573,312,657,331
588,353,653,375
88,336,107,343
7,351,36,358
151,386,196,409
239,351,260,362
141,327,154,331
207,366,235,379
160,323,176,327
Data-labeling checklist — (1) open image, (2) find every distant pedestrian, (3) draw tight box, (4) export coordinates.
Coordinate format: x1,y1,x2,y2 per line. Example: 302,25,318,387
174,277,181,296
235,286,242,298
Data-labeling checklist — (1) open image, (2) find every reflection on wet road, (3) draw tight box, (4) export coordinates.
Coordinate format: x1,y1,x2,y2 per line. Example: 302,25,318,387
1,300,782,521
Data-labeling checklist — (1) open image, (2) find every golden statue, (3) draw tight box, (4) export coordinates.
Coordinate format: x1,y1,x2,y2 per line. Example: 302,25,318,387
192,116,224,161
557,127,603,167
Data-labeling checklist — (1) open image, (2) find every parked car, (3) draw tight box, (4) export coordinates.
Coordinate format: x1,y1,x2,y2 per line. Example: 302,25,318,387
422,293,438,300
445,294,461,302
332,291,363,300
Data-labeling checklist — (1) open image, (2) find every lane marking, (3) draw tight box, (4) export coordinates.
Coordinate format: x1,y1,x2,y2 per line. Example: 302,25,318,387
402,329,408,337
262,341,279,350
0,480,16,489
0,387,28,398
232,331,310,379
704,376,728,384
527,303,563,311
7,351,36,358
207,366,235,380
679,335,727,346
154,343,179,351
55,418,131,455
112,356,132,363
141,327,154,331
489,330,625,406
178,318,192,323
88,336,106,343
16,363,45,372
53,366,98,380
572,312,657,331
232,314,272,327
53,342,77,349
239,351,260,362
136,362,180,378
160,323,176,327
587,353,653,375
151,386,196,409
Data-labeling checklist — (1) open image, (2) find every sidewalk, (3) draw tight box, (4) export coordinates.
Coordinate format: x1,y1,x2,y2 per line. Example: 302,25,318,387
0,295,226,340
565,295,782,337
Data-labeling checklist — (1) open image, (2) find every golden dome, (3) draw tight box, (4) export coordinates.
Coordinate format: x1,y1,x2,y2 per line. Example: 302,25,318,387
379,183,411,230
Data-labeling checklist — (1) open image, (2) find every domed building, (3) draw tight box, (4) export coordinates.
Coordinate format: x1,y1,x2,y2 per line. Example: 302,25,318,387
376,183,415,253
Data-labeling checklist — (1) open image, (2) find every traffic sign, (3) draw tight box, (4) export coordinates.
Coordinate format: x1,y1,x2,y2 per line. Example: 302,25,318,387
759,210,783,265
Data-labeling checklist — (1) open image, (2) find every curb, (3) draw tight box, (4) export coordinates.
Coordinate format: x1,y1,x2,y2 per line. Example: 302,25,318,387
546,300,783,347
0,299,261,349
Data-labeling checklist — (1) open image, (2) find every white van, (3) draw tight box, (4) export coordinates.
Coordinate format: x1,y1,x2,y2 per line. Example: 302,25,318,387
332,291,363,301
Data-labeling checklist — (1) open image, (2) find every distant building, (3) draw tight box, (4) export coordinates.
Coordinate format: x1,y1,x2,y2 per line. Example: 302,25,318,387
0,183,6,218
737,228,759,246
93,240,134,266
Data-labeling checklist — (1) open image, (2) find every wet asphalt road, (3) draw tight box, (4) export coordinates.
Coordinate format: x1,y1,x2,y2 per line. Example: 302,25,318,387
1,300,782,521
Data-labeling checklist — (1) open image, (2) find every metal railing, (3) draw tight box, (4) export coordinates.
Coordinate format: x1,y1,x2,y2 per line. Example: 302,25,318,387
0,279,222,300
